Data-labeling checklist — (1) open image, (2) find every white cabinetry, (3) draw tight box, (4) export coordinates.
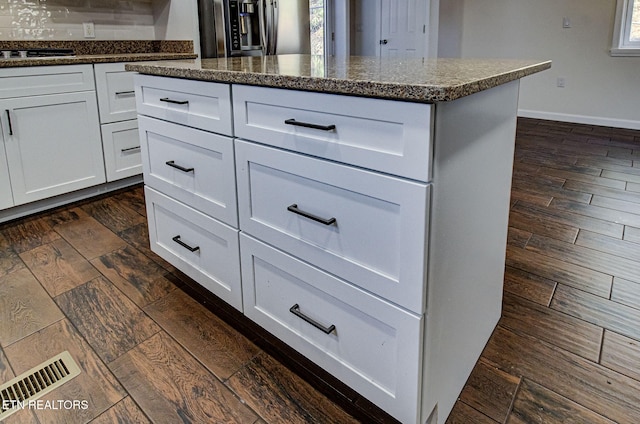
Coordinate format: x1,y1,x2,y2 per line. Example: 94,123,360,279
0,65,105,206
135,74,242,310
233,85,431,423
95,63,141,182
135,74,521,424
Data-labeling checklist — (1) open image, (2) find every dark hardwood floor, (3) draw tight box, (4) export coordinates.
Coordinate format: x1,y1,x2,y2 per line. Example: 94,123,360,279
448,118,640,424
0,118,639,423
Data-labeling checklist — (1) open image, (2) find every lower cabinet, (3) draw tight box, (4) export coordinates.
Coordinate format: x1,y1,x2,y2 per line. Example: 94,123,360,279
137,75,515,424
101,120,141,181
144,186,243,311
2,91,105,205
95,62,141,183
240,233,423,424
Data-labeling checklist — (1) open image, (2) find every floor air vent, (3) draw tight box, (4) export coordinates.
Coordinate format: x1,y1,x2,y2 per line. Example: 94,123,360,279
0,351,81,420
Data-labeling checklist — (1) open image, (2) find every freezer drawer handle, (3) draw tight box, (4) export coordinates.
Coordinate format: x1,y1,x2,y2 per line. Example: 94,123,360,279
5,110,13,135
165,160,194,173
290,304,336,334
160,97,189,105
287,204,336,226
284,118,336,132
172,235,200,252
121,146,141,153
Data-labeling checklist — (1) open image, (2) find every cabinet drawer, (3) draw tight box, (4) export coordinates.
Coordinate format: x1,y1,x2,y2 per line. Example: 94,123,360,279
236,140,429,314
101,120,142,182
94,63,136,123
233,85,433,182
145,187,242,311
135,74,232,136
139,116,238,227
241,234,422,424
0,65,95,99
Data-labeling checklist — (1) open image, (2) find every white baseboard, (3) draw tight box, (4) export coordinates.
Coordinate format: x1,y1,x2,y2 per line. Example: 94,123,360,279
518,109,640,131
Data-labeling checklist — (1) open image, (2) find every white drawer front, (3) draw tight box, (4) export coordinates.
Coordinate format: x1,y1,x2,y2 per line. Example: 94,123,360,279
236,140,429,314
145,187,242,311
0,65,95,99
94,63,137,123
139,116,238,227
241,234,422,424
135,74,232,136
101,120,142,182
233,85,433,182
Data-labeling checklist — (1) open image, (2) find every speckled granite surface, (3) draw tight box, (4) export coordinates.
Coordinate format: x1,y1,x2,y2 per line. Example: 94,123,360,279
125,55,551,102
0,40,196,68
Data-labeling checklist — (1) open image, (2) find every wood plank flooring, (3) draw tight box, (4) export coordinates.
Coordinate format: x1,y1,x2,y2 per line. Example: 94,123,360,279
448,118,640,423
0,118,638,423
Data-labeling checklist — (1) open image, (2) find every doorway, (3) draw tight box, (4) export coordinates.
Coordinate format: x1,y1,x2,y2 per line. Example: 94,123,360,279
352,0,431,58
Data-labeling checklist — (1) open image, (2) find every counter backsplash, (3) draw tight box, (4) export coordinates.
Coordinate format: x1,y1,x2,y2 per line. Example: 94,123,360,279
0,0,155,40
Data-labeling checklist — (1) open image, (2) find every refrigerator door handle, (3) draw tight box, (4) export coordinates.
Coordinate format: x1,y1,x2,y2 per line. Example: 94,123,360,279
270,0,278,54
265,0,274,54
259,0,267,54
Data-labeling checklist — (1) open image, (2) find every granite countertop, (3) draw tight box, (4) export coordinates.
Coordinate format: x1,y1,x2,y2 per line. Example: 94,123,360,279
125,55,551,102
0,40,196,68
0,52,197,68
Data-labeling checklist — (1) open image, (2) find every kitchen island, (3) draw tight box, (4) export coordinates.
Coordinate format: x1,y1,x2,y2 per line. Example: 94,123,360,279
127,55,550,424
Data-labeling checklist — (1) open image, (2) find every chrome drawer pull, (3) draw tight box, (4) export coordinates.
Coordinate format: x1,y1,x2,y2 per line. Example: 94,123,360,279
165,160,194,173
284,118,336,132
5,110,13,135
115,90,135,96
287,204,336,226
160,97,189,105
172,235,200,252
121,146,141,153
290,304,336,334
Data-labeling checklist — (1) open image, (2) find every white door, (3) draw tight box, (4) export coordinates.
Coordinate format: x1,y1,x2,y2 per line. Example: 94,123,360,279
379,0,427,58
0,121,13,210
3,92,105,205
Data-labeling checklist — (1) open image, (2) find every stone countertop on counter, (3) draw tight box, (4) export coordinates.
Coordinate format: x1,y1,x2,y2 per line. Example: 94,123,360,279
0,40,196,68
0,52,197,68
125,54,551,103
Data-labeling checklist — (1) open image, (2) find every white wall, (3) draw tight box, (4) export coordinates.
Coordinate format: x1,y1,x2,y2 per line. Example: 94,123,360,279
437,0,462,57
444,0,640,129
152,0,199,50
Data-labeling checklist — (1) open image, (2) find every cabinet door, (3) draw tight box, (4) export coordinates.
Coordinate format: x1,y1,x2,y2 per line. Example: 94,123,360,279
0,130,13,210
3,92,105,205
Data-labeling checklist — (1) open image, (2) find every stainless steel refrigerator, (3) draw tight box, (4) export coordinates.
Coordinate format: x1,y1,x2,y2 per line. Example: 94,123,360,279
198,0,324,58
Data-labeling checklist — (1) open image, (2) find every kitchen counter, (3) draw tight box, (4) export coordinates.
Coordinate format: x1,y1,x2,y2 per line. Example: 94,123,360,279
0,52,197,68
0,40,196,68
130,55,549,423
125,54,550,102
